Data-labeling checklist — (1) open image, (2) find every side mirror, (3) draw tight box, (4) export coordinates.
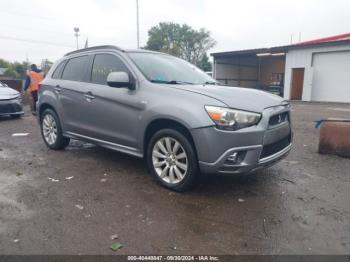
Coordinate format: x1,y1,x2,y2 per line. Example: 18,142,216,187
107,72,134,89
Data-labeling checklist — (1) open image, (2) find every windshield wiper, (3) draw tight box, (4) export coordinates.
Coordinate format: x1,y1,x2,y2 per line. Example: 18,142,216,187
202,81,219,85
150,80,194,85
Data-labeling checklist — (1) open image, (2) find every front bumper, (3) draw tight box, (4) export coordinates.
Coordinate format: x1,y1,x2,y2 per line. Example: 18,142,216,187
197,139,291,174
0,98,24,116
192,105,292,174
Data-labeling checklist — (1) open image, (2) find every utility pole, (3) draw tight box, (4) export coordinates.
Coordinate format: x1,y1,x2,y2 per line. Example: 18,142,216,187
74,27,80,50
136,0,140,49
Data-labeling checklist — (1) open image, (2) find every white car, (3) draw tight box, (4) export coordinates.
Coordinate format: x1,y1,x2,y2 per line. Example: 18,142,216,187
0,81,24,118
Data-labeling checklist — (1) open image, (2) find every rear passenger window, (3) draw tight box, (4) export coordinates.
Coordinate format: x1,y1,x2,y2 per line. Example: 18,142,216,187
52,61,65,79
91,54,129,85
62,56,89,82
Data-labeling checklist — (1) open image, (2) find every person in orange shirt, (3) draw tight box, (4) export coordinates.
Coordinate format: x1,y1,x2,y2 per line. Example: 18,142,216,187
25,64,44,115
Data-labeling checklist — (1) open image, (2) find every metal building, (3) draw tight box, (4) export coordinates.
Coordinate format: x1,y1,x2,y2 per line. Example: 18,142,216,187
211,33,350,103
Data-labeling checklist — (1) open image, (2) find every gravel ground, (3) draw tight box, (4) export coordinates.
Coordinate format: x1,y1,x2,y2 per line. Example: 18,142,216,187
0,102,349,255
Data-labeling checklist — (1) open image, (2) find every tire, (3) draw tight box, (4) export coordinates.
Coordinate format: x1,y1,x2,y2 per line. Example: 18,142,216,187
147,128,198,192
40,108,70,150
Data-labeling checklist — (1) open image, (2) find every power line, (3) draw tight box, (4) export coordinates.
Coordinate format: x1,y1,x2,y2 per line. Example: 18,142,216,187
0,35,74,48
0,10,56,21
2,23,74,38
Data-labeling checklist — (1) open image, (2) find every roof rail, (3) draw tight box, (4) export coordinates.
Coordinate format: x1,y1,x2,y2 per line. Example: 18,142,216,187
64,45,124,56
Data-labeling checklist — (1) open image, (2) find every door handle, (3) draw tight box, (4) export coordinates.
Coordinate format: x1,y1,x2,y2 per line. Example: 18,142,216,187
84,92,95,101
54,85,61,94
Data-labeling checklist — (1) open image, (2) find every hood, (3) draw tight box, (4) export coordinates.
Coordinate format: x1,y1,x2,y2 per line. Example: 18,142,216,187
171,84,286,112
0,86,20,100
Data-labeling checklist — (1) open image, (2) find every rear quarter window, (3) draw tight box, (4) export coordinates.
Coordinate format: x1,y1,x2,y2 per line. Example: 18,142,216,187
62,56,90,82
51,61,66,79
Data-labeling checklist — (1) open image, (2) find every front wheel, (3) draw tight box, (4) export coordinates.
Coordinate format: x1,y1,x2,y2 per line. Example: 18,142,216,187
147,129,199,192
40,108,70,150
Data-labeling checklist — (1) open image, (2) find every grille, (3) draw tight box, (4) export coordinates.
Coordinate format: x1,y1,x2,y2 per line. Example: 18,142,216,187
260,135,291,159
269,112,289,127
0,103,21,114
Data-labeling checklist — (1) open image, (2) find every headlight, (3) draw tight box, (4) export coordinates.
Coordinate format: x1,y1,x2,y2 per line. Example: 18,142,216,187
205,106,261,131
11,95,21,101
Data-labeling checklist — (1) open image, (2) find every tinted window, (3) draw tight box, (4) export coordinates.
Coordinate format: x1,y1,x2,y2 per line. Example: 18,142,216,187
62,56,89,82
52,61,66,79
91,54,129,85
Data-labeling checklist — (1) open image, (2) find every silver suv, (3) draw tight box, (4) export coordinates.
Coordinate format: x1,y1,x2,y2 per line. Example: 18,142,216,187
38,46,292,191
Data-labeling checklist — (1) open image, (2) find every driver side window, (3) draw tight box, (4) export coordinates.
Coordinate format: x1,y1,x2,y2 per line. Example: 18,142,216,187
91,54,129,85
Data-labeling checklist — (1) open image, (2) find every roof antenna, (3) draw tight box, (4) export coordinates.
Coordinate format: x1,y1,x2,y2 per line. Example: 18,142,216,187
299,32,302,43
290,33,293,44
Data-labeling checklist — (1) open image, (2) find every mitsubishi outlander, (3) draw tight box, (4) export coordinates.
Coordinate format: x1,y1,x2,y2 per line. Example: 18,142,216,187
38,46,292,191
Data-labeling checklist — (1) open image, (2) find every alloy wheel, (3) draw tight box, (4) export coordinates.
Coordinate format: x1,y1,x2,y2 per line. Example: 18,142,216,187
152,137,188,184
42,114,58,145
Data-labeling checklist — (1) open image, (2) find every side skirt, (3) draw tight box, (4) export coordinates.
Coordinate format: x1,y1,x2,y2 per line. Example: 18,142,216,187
64,131,143,158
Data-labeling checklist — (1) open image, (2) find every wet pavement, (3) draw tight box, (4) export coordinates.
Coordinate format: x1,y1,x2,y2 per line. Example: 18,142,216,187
0,102,349,255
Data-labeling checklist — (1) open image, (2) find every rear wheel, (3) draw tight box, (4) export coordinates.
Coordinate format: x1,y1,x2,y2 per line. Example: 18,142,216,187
147,129,198,192
40,108,70,150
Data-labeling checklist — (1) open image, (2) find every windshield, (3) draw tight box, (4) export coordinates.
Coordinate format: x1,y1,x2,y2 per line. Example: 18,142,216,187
127,52,216,85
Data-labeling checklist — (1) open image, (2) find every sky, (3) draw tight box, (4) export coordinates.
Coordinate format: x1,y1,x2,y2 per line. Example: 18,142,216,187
0,0,350,65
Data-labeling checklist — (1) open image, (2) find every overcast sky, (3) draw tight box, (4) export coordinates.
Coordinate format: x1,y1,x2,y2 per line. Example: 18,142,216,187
1,0,349,65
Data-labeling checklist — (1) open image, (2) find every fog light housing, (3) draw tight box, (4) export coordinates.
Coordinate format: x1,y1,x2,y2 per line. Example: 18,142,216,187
225,151,246,165
227,152,238,162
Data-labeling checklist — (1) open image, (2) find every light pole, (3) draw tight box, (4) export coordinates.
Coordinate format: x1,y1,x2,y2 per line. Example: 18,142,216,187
74,27,80,50
136,0,140,49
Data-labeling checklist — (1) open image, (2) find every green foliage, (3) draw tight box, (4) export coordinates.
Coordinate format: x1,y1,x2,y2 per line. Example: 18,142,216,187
13,62,29,76
198,53,212,72
145,22,215,71
4,68,20,78
0,59,11,68
0,59,29,78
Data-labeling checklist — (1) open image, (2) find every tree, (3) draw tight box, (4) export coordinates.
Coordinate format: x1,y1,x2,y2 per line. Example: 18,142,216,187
4,67,20,78
145,22,216,71
13,61,29,77
197,53,212,72
0,59,29,78
0,59,10,69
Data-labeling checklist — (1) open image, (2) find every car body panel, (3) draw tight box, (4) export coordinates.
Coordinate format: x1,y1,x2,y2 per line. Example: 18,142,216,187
38,46,292,175
81,82,143,148
0,84,24,116
0,84,20,99
171,84,286,113
59,80,95,135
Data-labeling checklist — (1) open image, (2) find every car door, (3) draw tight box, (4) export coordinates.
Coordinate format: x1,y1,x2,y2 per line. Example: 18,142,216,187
58,55,95,136
84,53,143,149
